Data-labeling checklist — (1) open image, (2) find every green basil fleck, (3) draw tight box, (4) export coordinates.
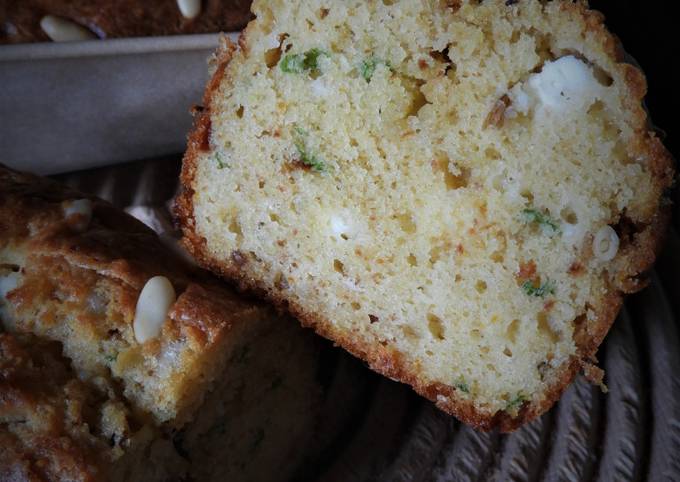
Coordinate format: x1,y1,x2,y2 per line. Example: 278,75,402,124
359,57,390,82
280,48,329,74
292,125,327,173
455,378,470,394
293,125,309,137
215,152,229,170
506,393,527,411
521,279,555,298
521,208,560,235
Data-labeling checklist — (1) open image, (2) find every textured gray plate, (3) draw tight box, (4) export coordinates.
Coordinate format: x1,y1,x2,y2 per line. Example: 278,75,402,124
57,156,680,482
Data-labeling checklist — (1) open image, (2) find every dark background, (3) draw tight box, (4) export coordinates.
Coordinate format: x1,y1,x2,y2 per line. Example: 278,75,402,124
590,1,679,161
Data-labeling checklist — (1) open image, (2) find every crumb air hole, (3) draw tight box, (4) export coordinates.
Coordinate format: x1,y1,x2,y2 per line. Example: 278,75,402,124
407,254,418,266
435,158,470,190
396,213,417,234
506,319,520,343
401,325,420,340
333,259,345,275
228,219,242,236
427,313,445,340
560,207,578,224
264,47,281,68
537,312,560,343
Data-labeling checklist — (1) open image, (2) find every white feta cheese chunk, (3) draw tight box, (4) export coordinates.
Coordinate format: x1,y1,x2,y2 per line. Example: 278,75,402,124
508,55,603,116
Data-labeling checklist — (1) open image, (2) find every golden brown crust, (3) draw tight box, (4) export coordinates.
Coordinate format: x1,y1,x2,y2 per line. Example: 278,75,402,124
175,2,674,432
174,38,237,265
0,333,108,481
0,0,254,44
175,36,239,266
0,164,274,428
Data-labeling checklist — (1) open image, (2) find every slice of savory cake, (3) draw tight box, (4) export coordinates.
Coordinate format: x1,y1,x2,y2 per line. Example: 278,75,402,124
0,165,321,480
176,0,674,430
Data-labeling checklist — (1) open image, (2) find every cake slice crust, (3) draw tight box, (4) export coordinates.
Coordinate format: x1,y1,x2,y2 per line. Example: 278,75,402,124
176,0,673,431
0,164,326,480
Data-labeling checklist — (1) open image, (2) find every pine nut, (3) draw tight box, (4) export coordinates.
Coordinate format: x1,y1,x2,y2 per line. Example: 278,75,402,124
177,0,202,19
63,199,93,231
133,276,176,343
40,15,96,42
593,225,619,262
